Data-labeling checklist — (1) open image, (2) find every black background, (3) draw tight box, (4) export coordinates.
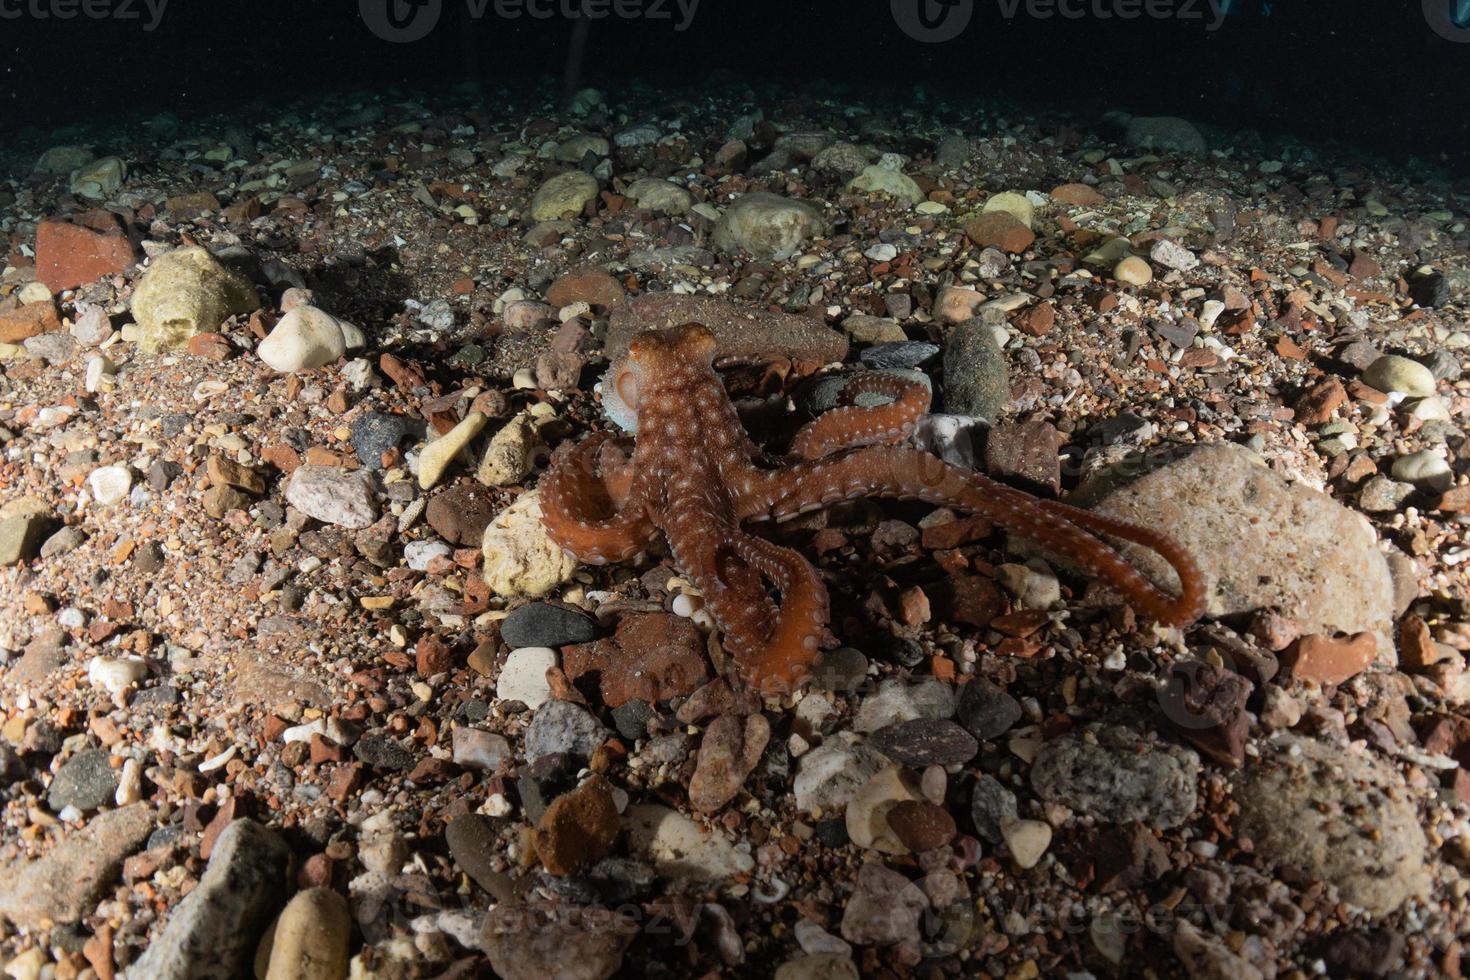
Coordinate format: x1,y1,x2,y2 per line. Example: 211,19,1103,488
1,0,1466,168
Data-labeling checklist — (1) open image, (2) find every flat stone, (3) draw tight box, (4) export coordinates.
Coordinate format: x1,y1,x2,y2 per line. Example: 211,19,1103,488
712,192,824,260
47,749,116,812
956,679,1023,741
127,820,290,980
0,803,153,929
500,602,598,649
605,293,847,366
840,862,925,947
481,901,633,980
868,719,978,767
532,775,619,875
524,699,608,764
688,712,770,813
1030,725,1199,828
284,465,378,529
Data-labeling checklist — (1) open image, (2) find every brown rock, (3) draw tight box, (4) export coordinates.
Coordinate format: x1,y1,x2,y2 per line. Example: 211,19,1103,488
1284,632,1376,685
185,332,233,361
1161,661,1251,767
206,455,266,495
562,612,710,707
415,635,454,677
34,212,137,292
201,484,252,519
1050,183,1106,206
1092,823,1172,892
986,420,1064,494
532,776,619,875
0,303,61,343
688,712,771,813
1347,251,1381,279
934,286,984,324
1435,486,1470,513
964,212,1035,254
1400,613,1450,670
933,576,1008,628
165,192,222,219
546,270,625,312
535,349,585,390
1293,377,1348,425
1012,301,1055,337
425,482,499,546
886,800,957,852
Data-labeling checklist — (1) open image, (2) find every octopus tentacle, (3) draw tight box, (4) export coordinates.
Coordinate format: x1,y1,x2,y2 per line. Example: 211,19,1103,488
745,446,1203,628
540,434,657,566
718,532,830,696
790,374,932,460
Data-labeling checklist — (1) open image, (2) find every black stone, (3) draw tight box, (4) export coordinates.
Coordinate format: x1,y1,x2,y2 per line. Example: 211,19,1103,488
351,412,409,468
956,679,1023,741
870,719,978,767
500,602,599,649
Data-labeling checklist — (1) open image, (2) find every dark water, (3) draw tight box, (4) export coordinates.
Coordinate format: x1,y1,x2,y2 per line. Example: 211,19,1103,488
3,0,1468,172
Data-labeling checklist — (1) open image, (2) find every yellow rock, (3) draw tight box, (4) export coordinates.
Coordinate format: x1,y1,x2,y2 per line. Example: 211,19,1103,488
982,191,1035,230
418,412,488,490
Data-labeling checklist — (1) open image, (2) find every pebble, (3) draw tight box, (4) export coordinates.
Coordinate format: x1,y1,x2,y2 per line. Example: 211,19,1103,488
793,735,888,814
623,804,754,880
689,712,771,813
1091,442,1395,652
624,176,693,214
501,601,598,648
477,414,537,487
859,341,938,370
285,465,379,529
127,820,290,980
839,862,926,947
257,306,360,372
847,165,923,206
495,647,558,709
1000,816,1052,870
775,955,860,980
963,211,1034,254
956,679,1023,741
446,814,513,900
982,191,1034,228
1031,726,1200,828
1113,255,1153,285
1358,475,1414,513
481,491,577,597
404,538,451,570
47,749,117,812
854,678,955,733
969,775,1018,843
70,305,114,346
845,767,924,853
1126,115,1206,153
524,699,608,763
481,901,633,980
712,192,824,260
1363,354,1437,396
1284,632,1376,686
812,647,869,692
942,318,1009,420
87,655,148,698
0,510,52,565
87,465,132,506
417,411,487,489
532,775,620,875
263,888,351,980
1392,450,1453,491
885,800,957,852
868,719,978,767
451,728,512,772
1149,238,1199,272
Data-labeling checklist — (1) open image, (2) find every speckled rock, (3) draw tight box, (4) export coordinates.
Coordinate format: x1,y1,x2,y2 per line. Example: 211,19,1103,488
1031,725,1200,828
284,466,378,529
0,803,154,929
530,171,600,221
1237,734,1428,915
1085,442,1397,657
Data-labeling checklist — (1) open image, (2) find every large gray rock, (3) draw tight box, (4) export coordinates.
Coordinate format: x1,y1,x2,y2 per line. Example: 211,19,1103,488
712,192,824,260
942,319,1009,421
1236,734,1428,915
0,804,154,929
127,820,291,980
1084,443,1396,657
1031,725,1199,828
481,902,634,980
1126,116,1207,154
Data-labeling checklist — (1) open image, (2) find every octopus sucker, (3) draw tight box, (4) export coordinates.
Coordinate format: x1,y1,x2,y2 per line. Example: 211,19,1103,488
540,323,1204,694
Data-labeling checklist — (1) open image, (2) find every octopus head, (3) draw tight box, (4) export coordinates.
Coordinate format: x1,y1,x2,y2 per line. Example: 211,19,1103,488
601,323,717,433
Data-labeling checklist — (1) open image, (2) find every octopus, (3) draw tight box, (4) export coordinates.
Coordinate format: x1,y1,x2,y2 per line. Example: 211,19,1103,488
541,323,1205,695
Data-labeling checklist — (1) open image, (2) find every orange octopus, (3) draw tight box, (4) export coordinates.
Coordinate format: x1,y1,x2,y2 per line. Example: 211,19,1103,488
541,324,1204,695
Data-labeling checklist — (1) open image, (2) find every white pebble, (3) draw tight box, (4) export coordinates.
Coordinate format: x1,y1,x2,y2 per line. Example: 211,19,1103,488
87,656,148,697
496,647,557,709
